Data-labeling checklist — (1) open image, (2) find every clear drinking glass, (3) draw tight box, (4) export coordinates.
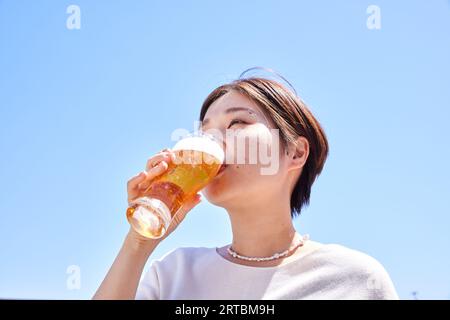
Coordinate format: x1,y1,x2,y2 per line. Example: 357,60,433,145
126,131,224,239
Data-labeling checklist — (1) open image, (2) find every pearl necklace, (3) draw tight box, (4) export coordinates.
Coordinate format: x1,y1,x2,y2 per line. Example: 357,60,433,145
227,234,310,262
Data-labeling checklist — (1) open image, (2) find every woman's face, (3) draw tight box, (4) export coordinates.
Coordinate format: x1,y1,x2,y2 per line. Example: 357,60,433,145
200,90,292,209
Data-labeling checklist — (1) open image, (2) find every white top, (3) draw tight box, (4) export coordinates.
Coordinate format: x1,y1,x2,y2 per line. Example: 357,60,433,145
135,243,399,300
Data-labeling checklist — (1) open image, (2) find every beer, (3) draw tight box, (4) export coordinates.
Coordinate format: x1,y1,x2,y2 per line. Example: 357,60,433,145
126,133,224,239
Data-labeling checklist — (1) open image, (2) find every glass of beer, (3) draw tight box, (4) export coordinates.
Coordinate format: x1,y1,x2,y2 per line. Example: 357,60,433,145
126,131,224,239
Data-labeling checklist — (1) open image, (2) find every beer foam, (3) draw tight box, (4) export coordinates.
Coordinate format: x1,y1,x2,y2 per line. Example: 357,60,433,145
172,136,224,163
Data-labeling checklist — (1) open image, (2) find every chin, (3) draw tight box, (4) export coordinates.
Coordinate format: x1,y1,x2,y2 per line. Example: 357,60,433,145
202,182,234,207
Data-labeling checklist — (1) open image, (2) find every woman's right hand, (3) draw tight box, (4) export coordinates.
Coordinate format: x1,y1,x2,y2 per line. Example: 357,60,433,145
125,149,202,247
94,149,202,300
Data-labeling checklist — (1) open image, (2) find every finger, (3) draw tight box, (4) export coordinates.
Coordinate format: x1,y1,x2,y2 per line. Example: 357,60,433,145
138,161,168,190
161,148,176,162
145,151,174,172
145,153,169,172
127,171,147,190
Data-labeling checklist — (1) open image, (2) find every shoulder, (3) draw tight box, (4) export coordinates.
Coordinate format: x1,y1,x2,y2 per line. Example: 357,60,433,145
308,243,399,299
150,246,214,268
314,243,386,269
313,243,392,277
159,246,212,259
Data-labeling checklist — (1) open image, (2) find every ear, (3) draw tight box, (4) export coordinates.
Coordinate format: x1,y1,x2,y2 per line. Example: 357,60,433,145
286,136,309,171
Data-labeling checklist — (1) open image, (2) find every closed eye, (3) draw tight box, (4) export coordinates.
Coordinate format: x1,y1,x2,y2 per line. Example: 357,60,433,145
228,119,247,128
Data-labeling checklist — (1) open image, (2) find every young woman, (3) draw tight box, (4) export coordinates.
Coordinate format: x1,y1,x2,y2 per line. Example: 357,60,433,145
93,74,399,300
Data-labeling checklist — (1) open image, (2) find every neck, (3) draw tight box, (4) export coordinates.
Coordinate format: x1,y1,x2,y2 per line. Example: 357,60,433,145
226,195,299,258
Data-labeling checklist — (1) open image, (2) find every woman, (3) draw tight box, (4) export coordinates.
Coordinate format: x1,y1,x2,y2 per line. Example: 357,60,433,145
93,72,399,300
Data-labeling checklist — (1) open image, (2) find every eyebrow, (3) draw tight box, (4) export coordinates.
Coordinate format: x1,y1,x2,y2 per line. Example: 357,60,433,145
201,107,257,126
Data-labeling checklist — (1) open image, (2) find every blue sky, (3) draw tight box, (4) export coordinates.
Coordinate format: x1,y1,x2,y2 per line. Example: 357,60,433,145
0,0,449,299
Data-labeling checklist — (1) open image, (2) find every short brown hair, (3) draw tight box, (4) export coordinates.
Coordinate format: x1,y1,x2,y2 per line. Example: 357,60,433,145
199,76,329,219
